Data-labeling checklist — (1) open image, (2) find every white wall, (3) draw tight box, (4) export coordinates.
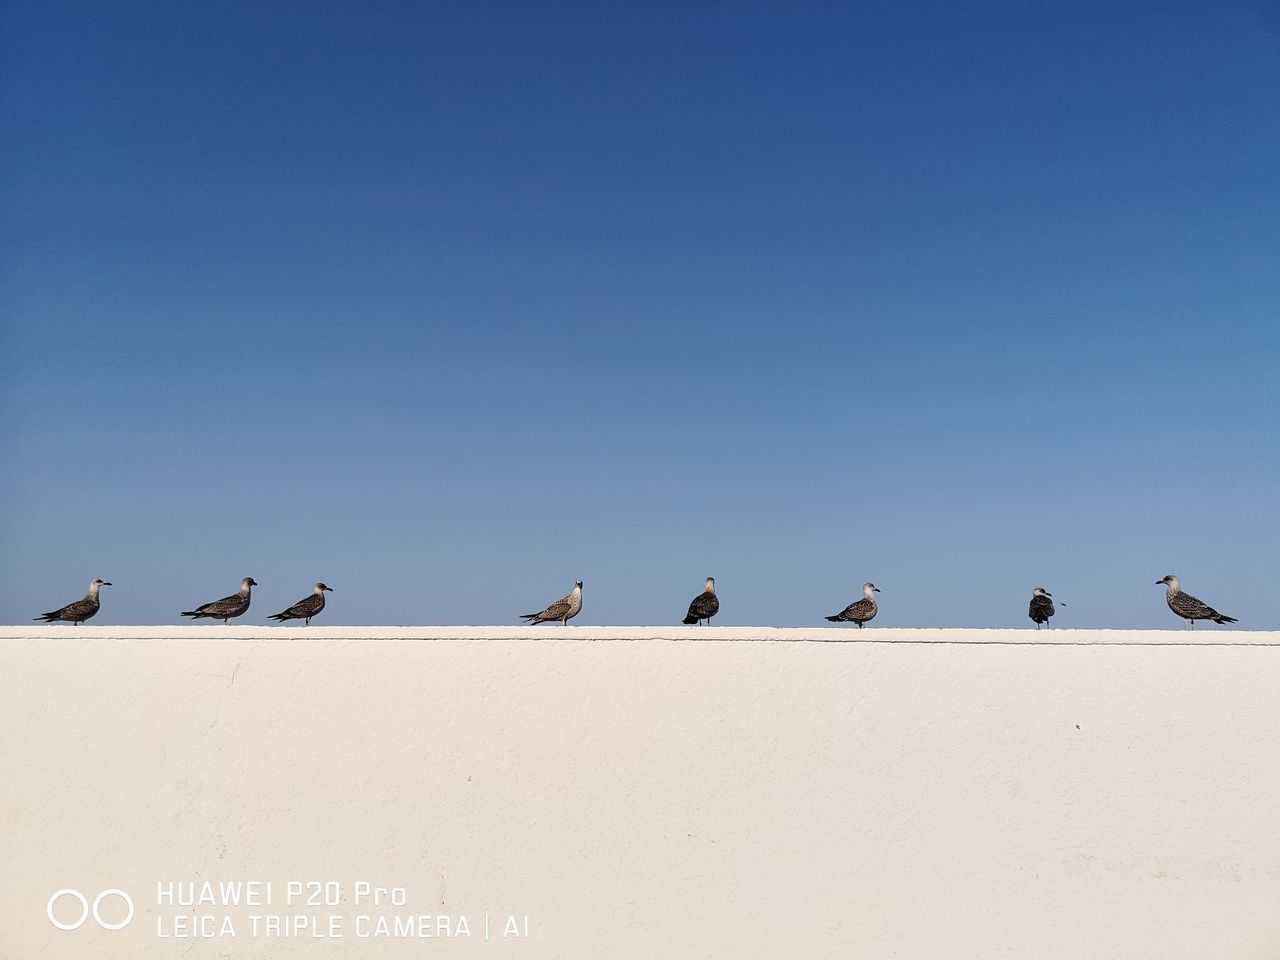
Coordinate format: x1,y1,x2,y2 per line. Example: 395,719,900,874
2,626,1278,959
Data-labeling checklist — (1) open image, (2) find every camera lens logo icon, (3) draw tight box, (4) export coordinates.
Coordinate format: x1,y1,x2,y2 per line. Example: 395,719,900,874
47,889,134,931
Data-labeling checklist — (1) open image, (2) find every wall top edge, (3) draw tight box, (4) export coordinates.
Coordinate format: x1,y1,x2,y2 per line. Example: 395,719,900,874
1,625,1277,645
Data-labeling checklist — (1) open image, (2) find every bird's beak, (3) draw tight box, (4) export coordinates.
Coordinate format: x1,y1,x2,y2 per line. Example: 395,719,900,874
103,582,112,587
873,587,881,593
1155,579,1163,584
1046,592,1052,597
327,586,334,592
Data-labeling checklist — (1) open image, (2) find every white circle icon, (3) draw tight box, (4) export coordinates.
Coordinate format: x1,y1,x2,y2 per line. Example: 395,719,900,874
47,888,134,931
93,889,134,930
47,889,89,931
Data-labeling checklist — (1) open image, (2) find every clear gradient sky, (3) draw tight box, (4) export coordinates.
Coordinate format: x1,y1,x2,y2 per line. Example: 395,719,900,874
2,1,1277,628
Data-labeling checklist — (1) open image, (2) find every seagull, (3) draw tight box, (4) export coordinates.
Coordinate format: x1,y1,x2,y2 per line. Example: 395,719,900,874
181,577,257,624
269,582,333,626
521,580,583,625
682,577,719,625
34,578,111,625
825,582,880,628
1028,587,1056,629
1157,575,1237,629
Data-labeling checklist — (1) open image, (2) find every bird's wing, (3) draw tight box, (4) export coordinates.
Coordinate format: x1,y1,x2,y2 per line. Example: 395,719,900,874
197,593,248,616
539,596,572,620
687,591,718,619
1030,595,1054,618
277,594,323,619
1172,592,1219,620
843,597,875,619
46,598,94,620
195,593,237,613
67,598,97,620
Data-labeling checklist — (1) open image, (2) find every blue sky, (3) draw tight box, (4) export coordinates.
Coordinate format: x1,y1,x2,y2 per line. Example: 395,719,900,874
2,1,1277,627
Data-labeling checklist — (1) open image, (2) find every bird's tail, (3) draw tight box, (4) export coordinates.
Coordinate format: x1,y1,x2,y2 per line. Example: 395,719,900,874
1216,615,1238,624
824,614,842,622
180,611,203,619
520,614,539,623
682,614,698,624
268,613,288,622
33,614,53,622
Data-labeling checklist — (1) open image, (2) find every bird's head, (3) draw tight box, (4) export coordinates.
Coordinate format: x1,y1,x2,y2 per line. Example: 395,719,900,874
243,577,258,588
1157,575,1179,589
1033,586,1051,597
575,580,583,590
316,582,333,593
92,579,112,588
865,582,880,595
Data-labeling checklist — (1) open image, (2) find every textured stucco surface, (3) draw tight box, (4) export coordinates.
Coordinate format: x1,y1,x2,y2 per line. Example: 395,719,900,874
2,627,1279,958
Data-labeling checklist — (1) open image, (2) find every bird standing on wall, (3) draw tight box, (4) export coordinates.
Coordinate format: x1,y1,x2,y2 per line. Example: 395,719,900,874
34,578,111,625
521,580,583,625
269,582,333,626
1156,575,1237,629
682,577,719,625
825,582,880,628
181,577,257,624
1028,587,1056,629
